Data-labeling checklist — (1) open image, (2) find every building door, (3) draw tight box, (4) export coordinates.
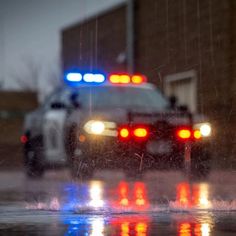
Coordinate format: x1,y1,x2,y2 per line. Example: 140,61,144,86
164,70,197,113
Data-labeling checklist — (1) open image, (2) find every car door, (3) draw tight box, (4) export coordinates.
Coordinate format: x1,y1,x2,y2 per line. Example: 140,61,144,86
43,89,71,164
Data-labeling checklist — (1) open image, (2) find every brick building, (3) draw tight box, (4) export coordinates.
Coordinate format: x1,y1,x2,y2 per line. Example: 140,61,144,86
0,92,38,168
62,0,236,168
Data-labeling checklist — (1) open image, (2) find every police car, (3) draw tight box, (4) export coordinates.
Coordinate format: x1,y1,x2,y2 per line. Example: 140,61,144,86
21,71,212,178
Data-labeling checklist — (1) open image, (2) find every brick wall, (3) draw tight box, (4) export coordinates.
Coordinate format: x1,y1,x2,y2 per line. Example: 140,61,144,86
62,5,127,73
134,0,235,167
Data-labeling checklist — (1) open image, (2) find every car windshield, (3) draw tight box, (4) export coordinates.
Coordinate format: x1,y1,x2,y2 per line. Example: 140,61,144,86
73,86,168,110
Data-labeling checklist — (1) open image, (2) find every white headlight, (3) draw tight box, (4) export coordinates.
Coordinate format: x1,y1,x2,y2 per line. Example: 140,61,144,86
90,121,105,134
84,120,117,136
200,124,211,137
194,122,212,137
193,122,212,137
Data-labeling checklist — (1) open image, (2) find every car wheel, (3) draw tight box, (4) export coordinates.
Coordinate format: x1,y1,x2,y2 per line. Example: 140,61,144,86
25,137,45,178
67,126,94,180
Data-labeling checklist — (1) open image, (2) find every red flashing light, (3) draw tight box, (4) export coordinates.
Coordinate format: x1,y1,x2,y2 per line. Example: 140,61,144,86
20,135,28,144
176,128,202,141
109,74,146,84
119,127,130,139
119,125,149,141
177,128,191,140
133,127,148,138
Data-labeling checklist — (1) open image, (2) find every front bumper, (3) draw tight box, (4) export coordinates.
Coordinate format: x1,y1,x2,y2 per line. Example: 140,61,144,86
74,133,211,170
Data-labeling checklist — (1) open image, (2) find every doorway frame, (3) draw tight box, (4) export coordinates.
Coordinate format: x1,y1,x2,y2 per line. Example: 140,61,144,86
164,70,197,112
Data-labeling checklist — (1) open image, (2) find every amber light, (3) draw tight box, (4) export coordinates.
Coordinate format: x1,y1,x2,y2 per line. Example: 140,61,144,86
193,130,202,140
120,75,130,83
119,128,130,138
133,128,148,138
109,74,146,84
177,128,191,140
131,75,146,84
109,74,120,83
109,74,130,84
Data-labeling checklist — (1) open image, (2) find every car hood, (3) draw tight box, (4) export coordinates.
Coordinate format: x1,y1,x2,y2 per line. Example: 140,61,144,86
68,107,203,126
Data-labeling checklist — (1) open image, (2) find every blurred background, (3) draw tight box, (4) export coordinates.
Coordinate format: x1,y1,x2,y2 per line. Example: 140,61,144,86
0,0,235,169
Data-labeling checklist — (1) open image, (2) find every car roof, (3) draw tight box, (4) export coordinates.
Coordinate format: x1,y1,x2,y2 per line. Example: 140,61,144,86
64,82,157,91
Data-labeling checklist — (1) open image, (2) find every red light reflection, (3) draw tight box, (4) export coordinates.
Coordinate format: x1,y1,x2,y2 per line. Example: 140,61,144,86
178,223,211,236
177,182,191,207
119,182,129,207
176,183,211,209
134,182,149,209
178,223,191,236
117,181,149,210
111,216,150,236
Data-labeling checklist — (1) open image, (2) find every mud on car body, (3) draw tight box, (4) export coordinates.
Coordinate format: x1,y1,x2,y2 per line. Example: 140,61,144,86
22,72,212,178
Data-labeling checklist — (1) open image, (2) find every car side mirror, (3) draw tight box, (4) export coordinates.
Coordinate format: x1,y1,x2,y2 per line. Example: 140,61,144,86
50,101,66,109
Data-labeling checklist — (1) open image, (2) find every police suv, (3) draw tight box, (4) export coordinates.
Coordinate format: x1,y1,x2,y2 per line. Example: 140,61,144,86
22,71,212,178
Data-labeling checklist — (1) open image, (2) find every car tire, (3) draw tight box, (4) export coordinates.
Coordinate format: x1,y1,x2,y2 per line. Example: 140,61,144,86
67,126,94,180
25,137,45,178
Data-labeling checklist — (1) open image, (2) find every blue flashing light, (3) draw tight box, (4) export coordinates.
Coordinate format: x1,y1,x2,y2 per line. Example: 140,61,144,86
83,73,105,83
65,72,106,86
66,73,82,82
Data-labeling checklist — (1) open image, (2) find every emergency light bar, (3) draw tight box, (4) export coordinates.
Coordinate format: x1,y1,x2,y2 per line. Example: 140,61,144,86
65,71,147,86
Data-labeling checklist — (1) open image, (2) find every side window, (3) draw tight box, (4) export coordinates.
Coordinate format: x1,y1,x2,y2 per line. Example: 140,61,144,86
42,89,63,110
59,89,73,107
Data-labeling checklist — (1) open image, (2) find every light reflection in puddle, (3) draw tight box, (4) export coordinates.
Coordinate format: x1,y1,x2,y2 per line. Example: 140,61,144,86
90,218,105,236
63,215,214,236
116,181,149,211
170,182,212,210
108,215,150,236
178,222,211,236
89,181,104,208
25,179,236,212
192,184,212,209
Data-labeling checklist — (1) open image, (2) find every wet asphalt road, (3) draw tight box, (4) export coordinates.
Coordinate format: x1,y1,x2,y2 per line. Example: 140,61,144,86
0,169,235,235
